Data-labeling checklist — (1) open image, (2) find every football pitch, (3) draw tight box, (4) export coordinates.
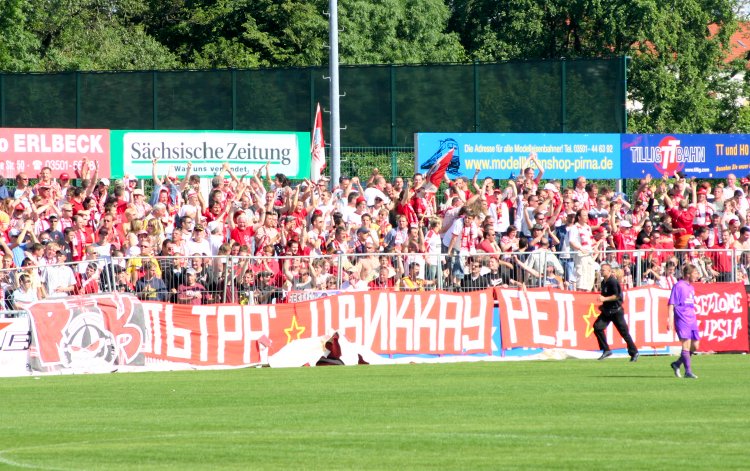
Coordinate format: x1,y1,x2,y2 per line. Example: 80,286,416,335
1,354,748,470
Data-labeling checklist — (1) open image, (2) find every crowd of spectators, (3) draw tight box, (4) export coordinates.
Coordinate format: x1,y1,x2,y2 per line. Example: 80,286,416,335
0,153,748,309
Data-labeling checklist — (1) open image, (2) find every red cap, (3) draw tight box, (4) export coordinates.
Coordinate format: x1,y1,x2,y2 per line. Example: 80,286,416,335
356,196,366,204
742,178,750,185
14,203,25,211
59,173,70,181
697,188,707,195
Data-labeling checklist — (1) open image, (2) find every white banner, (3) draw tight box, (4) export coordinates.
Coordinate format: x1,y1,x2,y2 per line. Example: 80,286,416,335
0,316,30,377
111,130,311,179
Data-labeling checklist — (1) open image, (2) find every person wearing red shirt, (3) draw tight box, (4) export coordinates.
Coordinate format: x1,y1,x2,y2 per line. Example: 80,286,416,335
68,187,87,215
653,226,676,265
711,228,736,282
74,212,95,245
77,262,101,295
228,207,254,246
612,219,637,263
369,265,396,289
664,180,698,249
396,186,419,227
203,200,228,225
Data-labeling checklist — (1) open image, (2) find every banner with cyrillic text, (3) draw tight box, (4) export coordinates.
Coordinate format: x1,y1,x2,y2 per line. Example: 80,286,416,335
141,289,495,366
0,128,110,179
110,130,311,179
495,284,748,352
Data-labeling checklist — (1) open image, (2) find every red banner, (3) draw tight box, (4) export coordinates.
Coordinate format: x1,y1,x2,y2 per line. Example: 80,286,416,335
18,284,747,374
693,283,748,351
0,128,110,178
141,289,495,366
26,294,145,372
496,284,749,352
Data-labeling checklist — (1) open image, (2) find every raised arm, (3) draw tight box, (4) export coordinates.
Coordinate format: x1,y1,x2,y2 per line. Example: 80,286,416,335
471,169,481,194
178,161,193,192
152,159,163,186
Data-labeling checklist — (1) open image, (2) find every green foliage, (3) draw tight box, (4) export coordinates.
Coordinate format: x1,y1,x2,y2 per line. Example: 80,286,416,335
0,0,39,71
2,0,749,135
21,0,176,71
449,0,749,133
144,0,328,68
338,0,465,64
1,356,749,469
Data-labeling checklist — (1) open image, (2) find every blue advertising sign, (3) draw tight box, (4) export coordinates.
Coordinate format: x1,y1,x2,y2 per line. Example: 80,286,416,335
414,133,620,181
621,134,750,179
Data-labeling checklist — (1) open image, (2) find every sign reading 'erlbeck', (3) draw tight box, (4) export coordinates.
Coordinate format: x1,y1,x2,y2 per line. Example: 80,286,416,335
0,128,110,178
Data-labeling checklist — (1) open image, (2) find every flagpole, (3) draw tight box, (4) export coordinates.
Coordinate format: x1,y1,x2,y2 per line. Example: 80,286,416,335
329,0,341,190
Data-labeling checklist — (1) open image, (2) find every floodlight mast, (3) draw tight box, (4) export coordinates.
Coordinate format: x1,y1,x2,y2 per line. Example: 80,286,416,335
329,0,341,190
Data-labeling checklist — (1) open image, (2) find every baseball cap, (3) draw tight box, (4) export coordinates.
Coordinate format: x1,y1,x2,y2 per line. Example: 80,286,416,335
356,227,370,234
99,178,110,186
619,220,632,227
132,189,144,196
186,268,197,275
14,203,25,211
697,188,707,195
59,173,70,181
532,224,543,231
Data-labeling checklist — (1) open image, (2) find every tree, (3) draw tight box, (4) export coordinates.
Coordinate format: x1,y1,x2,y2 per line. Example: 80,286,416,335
448,0,749,133
23,0,176,71
143,0,328,68
0,0,39,71
338,0,465,64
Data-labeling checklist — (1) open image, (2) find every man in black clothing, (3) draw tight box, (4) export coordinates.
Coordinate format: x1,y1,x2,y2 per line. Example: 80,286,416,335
460,259,490,292
593,263,639,362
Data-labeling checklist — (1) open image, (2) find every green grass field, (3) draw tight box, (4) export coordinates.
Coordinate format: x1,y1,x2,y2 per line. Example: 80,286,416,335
1,354,748,470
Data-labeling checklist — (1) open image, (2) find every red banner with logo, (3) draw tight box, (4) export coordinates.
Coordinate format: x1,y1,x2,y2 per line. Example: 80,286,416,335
26,294,145,372
0,128,110,178
495,284,748,352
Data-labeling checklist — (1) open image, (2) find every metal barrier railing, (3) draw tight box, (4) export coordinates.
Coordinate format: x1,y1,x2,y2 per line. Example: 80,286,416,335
0,247,740,307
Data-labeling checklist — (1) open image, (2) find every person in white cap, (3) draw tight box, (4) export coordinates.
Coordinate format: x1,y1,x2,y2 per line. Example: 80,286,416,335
130,188,152,219
177,268,206,305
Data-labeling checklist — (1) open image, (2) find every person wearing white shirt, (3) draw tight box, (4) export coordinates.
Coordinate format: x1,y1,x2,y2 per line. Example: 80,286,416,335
722,174,743,200
13,274,38,306
45,251,77,298
185,225,211,257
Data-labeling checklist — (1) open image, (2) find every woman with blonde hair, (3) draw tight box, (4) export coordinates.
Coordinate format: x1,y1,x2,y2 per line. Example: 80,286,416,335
125,218,145,254
145,217,166,250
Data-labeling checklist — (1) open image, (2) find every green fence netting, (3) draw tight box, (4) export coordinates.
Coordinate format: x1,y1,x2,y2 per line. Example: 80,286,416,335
0,58,626,146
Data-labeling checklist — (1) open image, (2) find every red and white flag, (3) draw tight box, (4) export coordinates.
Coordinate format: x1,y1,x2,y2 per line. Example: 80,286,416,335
311,103,326,183
422,148,455,192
